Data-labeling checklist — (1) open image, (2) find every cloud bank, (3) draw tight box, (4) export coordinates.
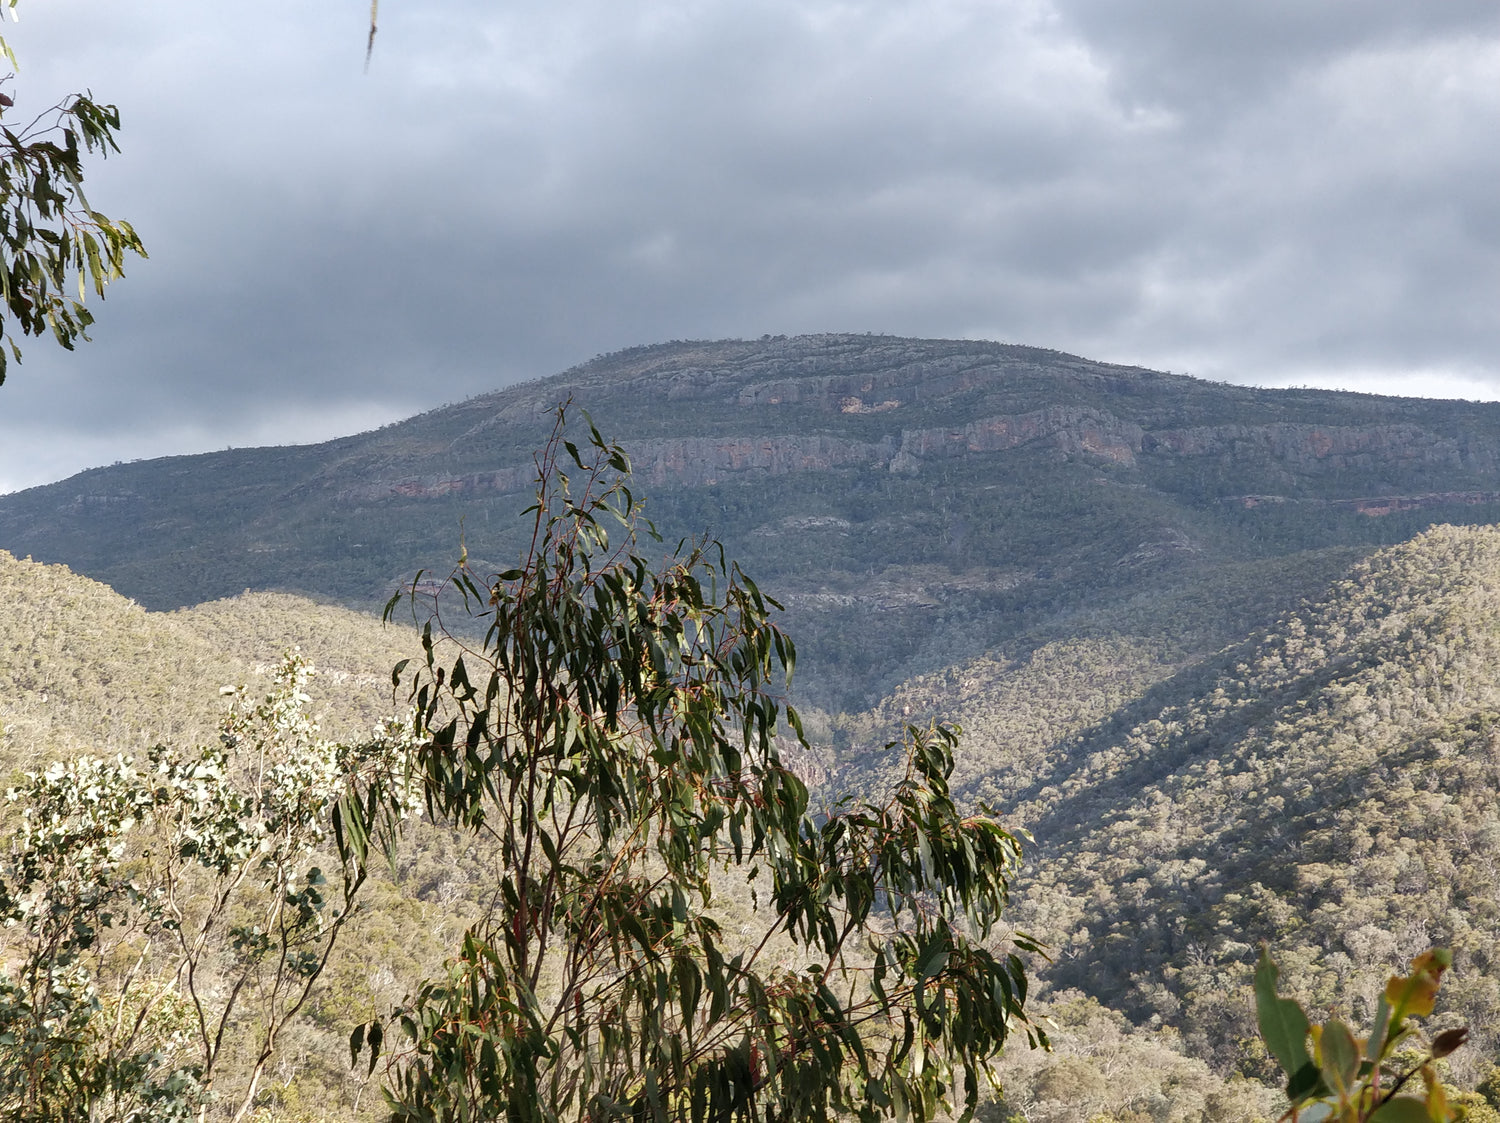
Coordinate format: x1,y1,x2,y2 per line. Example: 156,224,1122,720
1,0,1496,491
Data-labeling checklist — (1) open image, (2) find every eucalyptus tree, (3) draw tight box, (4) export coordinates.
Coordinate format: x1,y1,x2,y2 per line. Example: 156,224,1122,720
350,410,1046,1123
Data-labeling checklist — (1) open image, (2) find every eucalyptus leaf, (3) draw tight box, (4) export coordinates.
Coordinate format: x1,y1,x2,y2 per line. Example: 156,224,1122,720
1254,946,1312,1082
1368,1096,1431,1122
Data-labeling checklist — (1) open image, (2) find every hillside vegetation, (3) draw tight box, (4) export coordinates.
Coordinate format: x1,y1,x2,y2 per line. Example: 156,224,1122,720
0,552,507,1120
978,525,1500,1107
14,519,1500,1119
0,550,415,769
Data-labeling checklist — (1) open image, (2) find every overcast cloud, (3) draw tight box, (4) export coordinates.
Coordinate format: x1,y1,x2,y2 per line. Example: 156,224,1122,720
0,0,1497,492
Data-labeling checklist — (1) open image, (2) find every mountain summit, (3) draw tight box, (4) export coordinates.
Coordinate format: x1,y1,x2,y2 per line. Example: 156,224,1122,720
6,334,1500,709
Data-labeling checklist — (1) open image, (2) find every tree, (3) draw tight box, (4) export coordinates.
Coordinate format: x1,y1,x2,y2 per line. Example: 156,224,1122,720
0,654,418,1123
0,0,145,385
351,409,1045,1123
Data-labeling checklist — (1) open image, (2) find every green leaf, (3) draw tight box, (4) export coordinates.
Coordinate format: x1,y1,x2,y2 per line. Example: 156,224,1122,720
1368,1096,1431,1122
1367,994,1392,1061
918,947,949,980
1254,946,1312,1082
1319,1019,1359,1096
1285,1060,1324,1103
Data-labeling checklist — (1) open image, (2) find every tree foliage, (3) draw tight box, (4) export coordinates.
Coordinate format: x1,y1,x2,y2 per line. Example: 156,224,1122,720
0,0,145,384
992,525,1500,1085
0,654,418,1122
353,409,1044,1122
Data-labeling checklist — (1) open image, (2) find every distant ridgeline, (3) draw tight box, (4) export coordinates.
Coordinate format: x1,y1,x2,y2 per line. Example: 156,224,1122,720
6,334,1500,713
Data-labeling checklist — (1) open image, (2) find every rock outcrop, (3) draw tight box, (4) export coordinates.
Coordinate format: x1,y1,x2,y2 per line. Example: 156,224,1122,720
898,407,1144,467
1141,423,1490,474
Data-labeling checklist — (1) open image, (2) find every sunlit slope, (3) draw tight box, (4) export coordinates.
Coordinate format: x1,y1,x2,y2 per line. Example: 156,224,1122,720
826,546,1365,798
993,524,1500,1076
0,550,415,770
171,591,415,736
0,554,474,1119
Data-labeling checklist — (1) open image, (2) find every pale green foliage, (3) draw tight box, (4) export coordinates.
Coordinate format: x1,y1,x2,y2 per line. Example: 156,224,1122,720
351,410,1044,1123
0,549,420,769
0,0,145,383
0,654,418,1122
0,750,205,1121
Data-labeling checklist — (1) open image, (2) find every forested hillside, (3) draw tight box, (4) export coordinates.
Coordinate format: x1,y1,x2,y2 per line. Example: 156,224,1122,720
974,525,1500,1116
13,521,1500,1119
0,552,508,1119
0,550,415,768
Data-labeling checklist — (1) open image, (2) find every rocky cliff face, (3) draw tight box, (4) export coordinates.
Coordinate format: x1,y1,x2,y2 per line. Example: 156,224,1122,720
339,407,1500,502
896,407,1144,468
312,336,1500,513
628,434,896,486
335,407,1144,500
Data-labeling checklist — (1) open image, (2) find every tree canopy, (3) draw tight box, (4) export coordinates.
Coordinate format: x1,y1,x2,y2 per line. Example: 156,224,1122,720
0,654,419,1123
349,409,1044,1122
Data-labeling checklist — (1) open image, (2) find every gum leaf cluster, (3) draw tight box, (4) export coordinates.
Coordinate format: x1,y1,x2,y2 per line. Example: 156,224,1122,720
1257,945,1469,1122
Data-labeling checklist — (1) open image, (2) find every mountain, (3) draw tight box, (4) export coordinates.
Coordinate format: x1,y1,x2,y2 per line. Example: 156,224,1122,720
13,336,1500,1117
8,334,1500,716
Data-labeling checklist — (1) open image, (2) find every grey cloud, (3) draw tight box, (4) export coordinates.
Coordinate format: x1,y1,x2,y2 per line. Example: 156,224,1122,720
1055,0,1500,113
1,0,1498,492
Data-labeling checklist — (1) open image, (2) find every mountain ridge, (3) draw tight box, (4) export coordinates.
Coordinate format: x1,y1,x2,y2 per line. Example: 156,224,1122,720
9,333,1500,716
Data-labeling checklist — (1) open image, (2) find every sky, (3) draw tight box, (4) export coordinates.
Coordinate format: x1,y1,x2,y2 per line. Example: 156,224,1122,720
1,0,1497,493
